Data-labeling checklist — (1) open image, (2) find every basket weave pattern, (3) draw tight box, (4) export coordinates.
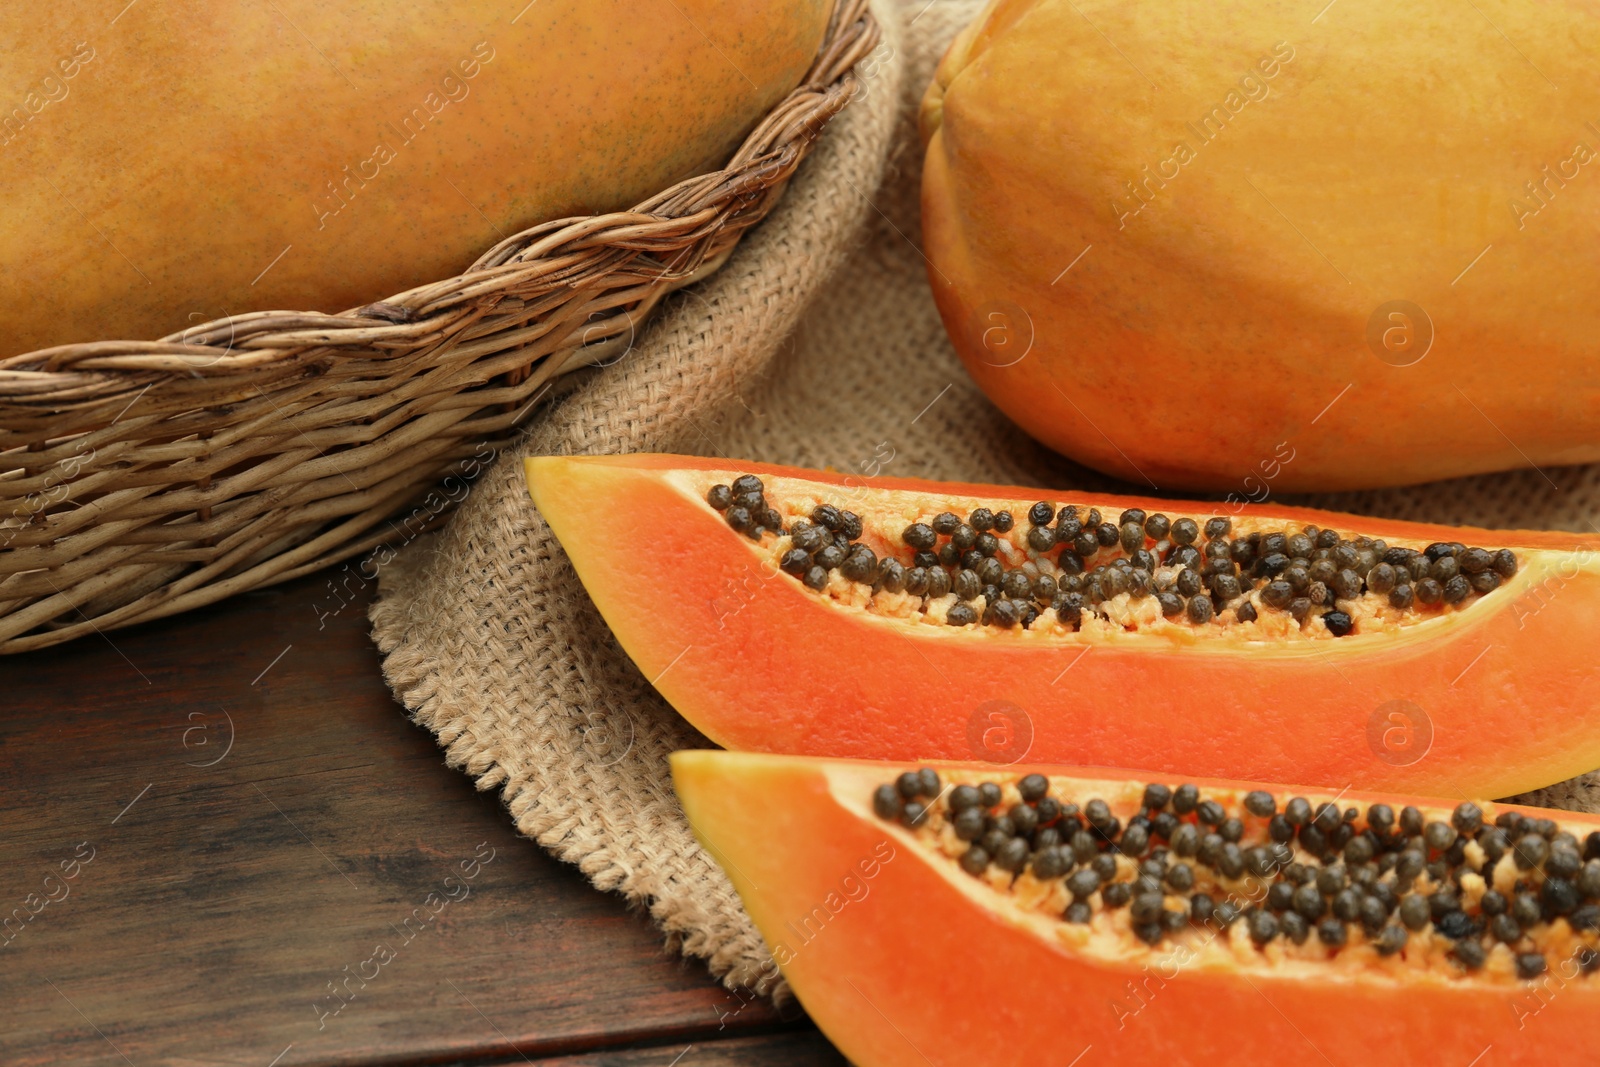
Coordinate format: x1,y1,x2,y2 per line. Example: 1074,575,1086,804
0,0,879,654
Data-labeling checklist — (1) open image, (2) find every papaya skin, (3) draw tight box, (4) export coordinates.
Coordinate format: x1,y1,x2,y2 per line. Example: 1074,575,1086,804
674,750,1600,1067
528,454,1600,797
920,0,1600,491
0,0,831,355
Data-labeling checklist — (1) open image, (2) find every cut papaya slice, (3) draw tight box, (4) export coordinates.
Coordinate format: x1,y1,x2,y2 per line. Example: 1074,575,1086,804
673,750,1600,1067
527,454,1600,796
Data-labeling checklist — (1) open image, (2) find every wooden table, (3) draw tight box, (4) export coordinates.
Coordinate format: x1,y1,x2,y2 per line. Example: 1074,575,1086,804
0,574,846,1067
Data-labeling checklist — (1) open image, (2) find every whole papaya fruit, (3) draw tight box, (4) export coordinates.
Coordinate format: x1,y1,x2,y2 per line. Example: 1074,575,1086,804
921,0,1600,491
0,0,832,355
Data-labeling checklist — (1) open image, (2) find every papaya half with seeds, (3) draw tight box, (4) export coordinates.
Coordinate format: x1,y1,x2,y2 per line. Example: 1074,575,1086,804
528,454,1600,797
919,0,1600,490
674,750,1600,1067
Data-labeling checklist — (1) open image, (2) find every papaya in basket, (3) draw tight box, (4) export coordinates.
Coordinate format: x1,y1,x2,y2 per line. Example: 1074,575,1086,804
0,0,832,354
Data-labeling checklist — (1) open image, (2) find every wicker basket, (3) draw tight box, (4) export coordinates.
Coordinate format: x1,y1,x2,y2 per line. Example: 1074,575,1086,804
0,1,878,654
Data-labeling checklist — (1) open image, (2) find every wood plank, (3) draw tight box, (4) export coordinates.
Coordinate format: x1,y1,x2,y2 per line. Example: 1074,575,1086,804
519,1030,848,1066
0,574,813,1067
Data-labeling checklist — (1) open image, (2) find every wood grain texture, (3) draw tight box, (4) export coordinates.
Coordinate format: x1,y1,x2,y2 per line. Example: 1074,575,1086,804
506,1031,849,1066
0,573,838,1066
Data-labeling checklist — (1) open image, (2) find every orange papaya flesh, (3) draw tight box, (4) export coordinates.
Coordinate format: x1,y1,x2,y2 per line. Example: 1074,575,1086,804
527,454,1600,797
673,750,1600,1067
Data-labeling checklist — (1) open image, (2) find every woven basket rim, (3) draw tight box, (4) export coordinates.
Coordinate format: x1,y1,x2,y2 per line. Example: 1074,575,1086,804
0,0,879,400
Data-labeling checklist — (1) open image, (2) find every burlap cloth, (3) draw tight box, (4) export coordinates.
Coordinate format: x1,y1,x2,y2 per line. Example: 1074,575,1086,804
370,0,1600,996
